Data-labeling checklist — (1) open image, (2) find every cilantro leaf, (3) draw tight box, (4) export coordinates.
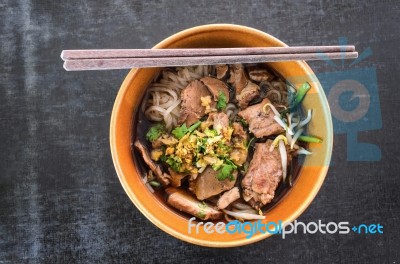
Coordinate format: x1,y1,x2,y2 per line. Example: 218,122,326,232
171,123,188,139
216,163,236,181
165,155,182,172
145,123,166,142
216,91,227,111
172,121,201,139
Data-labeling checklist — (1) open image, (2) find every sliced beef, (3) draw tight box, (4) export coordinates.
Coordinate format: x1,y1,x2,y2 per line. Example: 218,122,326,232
241,140,283,209
200,77,230,102
228,64,248,94
179,80,215,126
230,122,248,166
191,166,237,200
227,64,260,109
215,64,229,79
217,187,240,209
168,168,188,187
247,66,274,82
166,187,223,220
238,98,284,138
236,81,260,109
134,140,171,186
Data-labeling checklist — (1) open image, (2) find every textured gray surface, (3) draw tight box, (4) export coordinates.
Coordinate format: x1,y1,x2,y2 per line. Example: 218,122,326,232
1,0,399,263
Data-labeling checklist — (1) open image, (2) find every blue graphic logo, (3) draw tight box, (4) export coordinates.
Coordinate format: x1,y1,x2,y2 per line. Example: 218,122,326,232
317,38,382,161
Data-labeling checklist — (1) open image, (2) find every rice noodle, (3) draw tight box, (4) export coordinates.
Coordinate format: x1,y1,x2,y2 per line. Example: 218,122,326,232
223,209,266,220
145,66,210,131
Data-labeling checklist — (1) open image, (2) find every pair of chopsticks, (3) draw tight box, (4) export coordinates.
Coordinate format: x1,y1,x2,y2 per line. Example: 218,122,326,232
61,46,357,71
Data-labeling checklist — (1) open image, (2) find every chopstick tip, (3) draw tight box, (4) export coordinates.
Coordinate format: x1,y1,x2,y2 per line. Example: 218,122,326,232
63,61,71,71
60,50,66,60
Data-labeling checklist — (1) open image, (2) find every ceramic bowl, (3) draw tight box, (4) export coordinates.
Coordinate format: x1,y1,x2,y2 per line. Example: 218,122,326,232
110,24,333,247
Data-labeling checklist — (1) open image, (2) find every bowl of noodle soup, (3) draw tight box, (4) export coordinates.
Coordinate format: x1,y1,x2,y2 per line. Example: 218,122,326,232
110,24,333,247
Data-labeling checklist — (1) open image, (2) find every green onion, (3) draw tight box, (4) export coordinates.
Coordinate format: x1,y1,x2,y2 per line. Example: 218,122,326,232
171,121,201,139
293,82,311,108
149,180,161,187
298,135,322,143
281,82,311,115
188,121,201,133
247,137,256,149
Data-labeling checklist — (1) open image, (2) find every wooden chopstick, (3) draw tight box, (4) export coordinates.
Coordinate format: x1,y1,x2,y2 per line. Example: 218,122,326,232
61,46,355,60
61,46,358,71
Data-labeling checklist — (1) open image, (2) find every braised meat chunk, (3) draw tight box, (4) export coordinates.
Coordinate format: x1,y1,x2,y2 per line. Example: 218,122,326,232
166,187,223,220
241,140,283,209
217,187,240,209
228,64,248,94
247,66,274,82
238,98,284,138
227,64,260,109
179,80,215,126
236,81,260,109
134,140,171,186
190,166,237,201
215,64,229,79
200,77,230,103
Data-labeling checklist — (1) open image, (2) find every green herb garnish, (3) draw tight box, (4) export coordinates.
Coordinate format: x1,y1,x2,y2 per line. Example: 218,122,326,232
149,180,161,187
145,123,166,142
216,161,237,181
216,91,227,111
293,82,311,108
298,135,322,143
171,121,201,139
197,202,207,219
216,142,231,157
165,155,182,172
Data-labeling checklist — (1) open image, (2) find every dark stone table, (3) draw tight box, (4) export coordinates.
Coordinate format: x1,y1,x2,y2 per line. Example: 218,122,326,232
1,0,399,263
